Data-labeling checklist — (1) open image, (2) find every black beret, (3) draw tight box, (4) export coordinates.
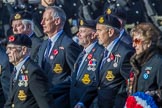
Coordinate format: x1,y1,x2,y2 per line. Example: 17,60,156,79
79,19,96,29
105,7,127,21
7,34,32,48
96,14,121,29
10,11,32,24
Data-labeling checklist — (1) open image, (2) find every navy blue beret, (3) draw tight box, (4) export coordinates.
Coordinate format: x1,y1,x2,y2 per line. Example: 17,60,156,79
105,7,127,21
7,34,32,48
96,14,121,29
10,11,32,24
79,19,96,29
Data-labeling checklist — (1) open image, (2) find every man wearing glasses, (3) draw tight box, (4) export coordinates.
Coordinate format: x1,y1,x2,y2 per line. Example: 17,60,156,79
5,34,51,108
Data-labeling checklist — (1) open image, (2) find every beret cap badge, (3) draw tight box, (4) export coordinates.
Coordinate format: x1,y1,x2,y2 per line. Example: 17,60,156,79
80,20,84,26
99,17,104,23
14,13,21,20
8,35,15,42
106,8,112,15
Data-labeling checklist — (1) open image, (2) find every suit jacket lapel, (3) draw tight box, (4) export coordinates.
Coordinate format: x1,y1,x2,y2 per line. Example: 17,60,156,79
9,70,21,101
40,40,48,66
48,32,64,64
99,41,121,79
9,59,30,101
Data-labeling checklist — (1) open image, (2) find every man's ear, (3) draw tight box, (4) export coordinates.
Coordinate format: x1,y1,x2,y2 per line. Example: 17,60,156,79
55,18,61,25
22,46,28,55
91,31,97,39
108,28,115,37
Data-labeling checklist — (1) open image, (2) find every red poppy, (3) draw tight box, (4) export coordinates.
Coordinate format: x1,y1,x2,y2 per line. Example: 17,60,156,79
53,49,58,55
130,72,134,78
9,35,15,42
88,60,93,64
110,53,115,60
87,54,92,60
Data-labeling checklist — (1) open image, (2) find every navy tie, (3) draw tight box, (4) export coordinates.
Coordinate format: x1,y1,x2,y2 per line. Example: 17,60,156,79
45,39,52,60
100,49,108,70
103,49,108,58
12,67,17,85
77,50,86,67
76,50,86,76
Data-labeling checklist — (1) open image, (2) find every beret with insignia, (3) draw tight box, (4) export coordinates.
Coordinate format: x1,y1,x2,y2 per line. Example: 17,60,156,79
105,7,127,21
10,11,32,24
96,14,121,30
79,19,96,29
7,34,32,48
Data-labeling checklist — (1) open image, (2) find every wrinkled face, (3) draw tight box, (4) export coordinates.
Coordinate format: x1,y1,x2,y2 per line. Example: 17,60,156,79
41,9,56,37
96,24,109,47
6,44,24,65
77,27,95,47
12,20,24,34
12,20,25,34
132,35,150,55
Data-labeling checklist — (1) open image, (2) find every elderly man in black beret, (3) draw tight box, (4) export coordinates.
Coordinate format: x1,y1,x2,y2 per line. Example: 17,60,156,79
70,19,104,108
75,15,134,108
4,34,51,108
96,14,134,108
10,11,42,61
105,7,132,46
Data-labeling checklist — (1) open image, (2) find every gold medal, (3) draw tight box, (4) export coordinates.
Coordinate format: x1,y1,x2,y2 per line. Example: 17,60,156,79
113,62,118,67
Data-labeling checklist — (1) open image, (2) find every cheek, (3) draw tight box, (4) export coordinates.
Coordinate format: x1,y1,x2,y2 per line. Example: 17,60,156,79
46,23,53,30
100,35,106,41
17,26,23,31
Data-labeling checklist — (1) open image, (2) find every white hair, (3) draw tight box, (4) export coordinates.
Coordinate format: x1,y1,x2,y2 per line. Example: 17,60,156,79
22,19,34,31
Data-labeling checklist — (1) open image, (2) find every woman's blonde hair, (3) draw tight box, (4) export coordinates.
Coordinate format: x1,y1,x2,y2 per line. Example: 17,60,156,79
130,23,160,44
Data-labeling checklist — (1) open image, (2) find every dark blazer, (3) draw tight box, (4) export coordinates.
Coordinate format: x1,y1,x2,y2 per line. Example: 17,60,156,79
137,54,162,105
129,51,162,107
5,58,51,108
98,40,134,108
70,42,104,108
37,32,82,108
30,33,42,61
80,40,134,108
0,46,11,107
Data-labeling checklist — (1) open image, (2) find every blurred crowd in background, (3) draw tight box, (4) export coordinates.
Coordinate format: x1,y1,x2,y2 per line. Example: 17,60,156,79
0,0,162,41
0,0,162,108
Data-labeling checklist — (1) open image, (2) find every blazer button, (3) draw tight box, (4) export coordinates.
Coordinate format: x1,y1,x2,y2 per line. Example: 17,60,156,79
12,104,15,108
98,87,100,90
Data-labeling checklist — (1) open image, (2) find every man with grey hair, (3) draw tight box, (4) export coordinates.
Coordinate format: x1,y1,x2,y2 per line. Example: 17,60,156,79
37,6,82,108
10,11,42,61
5,34,51,108
75,15,134,108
